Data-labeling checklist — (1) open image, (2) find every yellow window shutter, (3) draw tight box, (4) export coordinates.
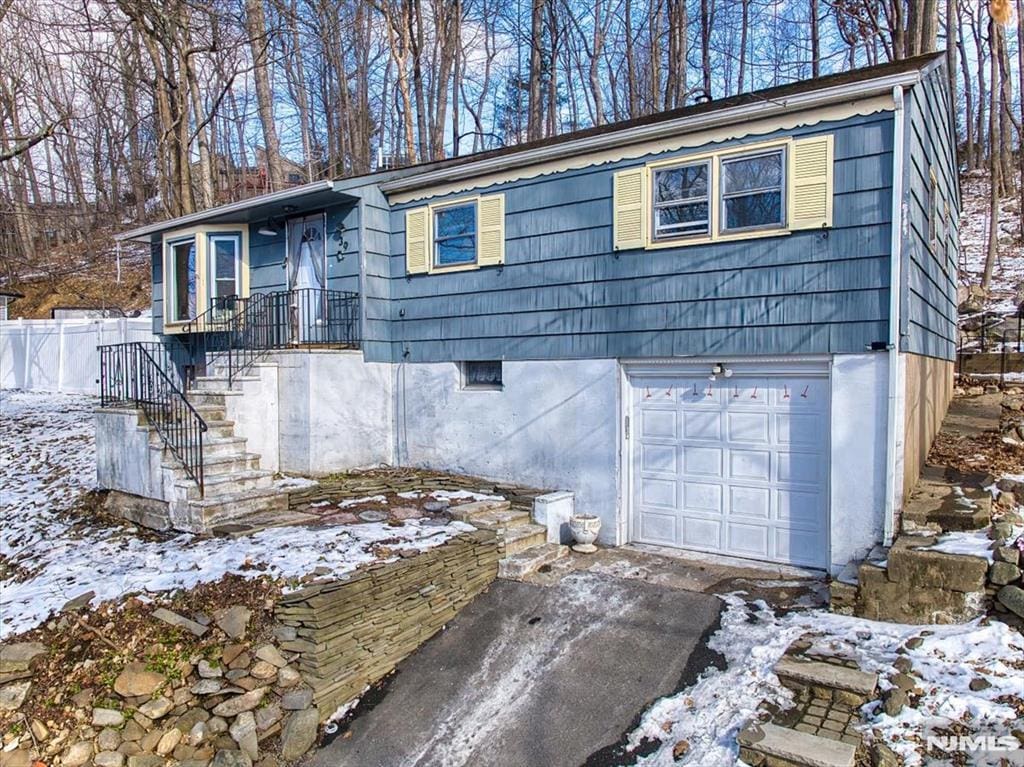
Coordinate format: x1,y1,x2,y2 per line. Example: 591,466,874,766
477,194,505,267
405,208,429,274
789,135,834,230
613,167,647,250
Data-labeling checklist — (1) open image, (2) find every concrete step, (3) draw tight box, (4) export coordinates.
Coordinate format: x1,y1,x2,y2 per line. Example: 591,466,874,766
192,375,259,391
177,469,275,500
738,722,856,767
165,453,263,486
465,508,531,531
497,542,568,581
186,390,243,408
193,404,227,421
499,524,548,557
203,420,238,439
774,657,878,704
201,436,248,457
449,499,511,522
191,487,289,528
902,474,992,533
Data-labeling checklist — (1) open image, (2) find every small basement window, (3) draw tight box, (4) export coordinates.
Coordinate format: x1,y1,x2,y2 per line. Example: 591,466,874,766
720,149,785,233
461,361,503,390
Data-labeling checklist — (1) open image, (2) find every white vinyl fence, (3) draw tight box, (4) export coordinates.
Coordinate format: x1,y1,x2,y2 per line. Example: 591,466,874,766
0,317,158,394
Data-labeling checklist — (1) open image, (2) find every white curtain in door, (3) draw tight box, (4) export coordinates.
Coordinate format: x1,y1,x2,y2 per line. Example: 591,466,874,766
286,217,326,342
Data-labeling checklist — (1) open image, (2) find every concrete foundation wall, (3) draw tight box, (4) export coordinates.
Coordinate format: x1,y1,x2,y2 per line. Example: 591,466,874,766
95,408,166,501
829,353,890,571
902,353,954,500
395,359,621,544
225,350,395,477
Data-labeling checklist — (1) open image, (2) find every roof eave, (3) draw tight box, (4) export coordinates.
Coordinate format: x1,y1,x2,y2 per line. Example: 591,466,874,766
115,180,339,242
381,69,922,196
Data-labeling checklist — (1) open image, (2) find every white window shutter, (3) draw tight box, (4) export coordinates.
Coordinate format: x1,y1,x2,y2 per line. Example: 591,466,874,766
789,135,834,230
405,208,429,274
477,194,505,267
613,167,647,250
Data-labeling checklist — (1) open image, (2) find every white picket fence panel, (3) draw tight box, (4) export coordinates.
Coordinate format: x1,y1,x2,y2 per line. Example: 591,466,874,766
0,317,158,394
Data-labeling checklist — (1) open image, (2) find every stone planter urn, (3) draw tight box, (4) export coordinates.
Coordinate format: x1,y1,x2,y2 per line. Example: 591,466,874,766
569,514,601,553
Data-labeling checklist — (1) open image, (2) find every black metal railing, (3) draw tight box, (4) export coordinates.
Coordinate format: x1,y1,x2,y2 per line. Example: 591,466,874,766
188,288,360,384
99,341,207,495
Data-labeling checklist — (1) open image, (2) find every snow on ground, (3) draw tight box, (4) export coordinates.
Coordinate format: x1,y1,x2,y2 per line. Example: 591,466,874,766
0,390,473,639
627,595,1024,766
959,171,1024,318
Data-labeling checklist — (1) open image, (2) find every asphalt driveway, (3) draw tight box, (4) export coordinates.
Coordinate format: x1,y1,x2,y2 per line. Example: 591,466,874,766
308,570,723,767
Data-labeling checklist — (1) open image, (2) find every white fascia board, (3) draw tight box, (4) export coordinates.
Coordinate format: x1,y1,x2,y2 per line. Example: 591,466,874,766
116,180,338,242
381,70,922,195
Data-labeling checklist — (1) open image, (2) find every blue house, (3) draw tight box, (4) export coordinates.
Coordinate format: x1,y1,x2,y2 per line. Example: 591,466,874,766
98,52,958,574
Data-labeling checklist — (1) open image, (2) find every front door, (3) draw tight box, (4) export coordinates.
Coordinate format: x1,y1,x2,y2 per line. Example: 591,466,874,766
286,214,326,342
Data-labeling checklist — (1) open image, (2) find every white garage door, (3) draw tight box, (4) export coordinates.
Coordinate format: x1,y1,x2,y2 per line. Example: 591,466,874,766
629,368,829,568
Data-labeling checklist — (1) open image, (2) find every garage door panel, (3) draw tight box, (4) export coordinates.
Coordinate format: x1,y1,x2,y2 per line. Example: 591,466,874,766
640,477,677,508
727,411,770,443
640,408,677,439
774,528,825,567
681,382,719,405
640,443,678,475
683,445,722,476
730,486,771,519
682,481,722,513
729,449,772,481
632,368,829,569
683,409,721,440
777,489,822,526
682,517,722,549
777,452,824,485
727,523,770,558
776,413,820,446
640,512,677,545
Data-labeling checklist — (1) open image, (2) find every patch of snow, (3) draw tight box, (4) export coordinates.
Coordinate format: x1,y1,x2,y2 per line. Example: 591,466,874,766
397,491,423,499
429,489,504,503
627,596,1024,766
273,476,319,490
338,494,388,509
0,391,474,638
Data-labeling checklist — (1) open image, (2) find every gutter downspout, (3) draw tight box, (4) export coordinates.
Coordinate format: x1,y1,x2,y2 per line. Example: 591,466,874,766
883,85,905,547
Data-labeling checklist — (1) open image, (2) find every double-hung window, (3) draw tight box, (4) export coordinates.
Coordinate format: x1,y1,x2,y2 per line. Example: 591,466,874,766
209,234,242,305
652,161,710,240
433,201,478,268
167,237,197,322
720,149,786,232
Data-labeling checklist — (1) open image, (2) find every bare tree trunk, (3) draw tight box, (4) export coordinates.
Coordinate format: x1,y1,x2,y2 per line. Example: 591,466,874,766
810,0,820,76
983,18,999,290
244,0,284,190
527,0,546,140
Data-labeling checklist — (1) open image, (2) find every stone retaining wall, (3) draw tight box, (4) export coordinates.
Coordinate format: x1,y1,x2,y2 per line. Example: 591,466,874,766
275,530,499,718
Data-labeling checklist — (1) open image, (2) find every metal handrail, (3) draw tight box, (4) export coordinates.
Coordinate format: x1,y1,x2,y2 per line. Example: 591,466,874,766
99,341,207,495
200,288,360,384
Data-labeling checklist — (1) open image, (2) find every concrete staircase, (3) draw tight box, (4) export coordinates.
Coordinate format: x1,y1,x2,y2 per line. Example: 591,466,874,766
448,499,568,580
156,372,285,532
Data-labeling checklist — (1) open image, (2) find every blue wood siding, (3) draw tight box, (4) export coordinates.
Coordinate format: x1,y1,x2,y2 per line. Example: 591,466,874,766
247,202,360,294
379,111,896,363
151,240,163,335
900,66,959,361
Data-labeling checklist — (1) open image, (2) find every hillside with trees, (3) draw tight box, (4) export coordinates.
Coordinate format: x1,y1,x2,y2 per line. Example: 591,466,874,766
0,0,1021,319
